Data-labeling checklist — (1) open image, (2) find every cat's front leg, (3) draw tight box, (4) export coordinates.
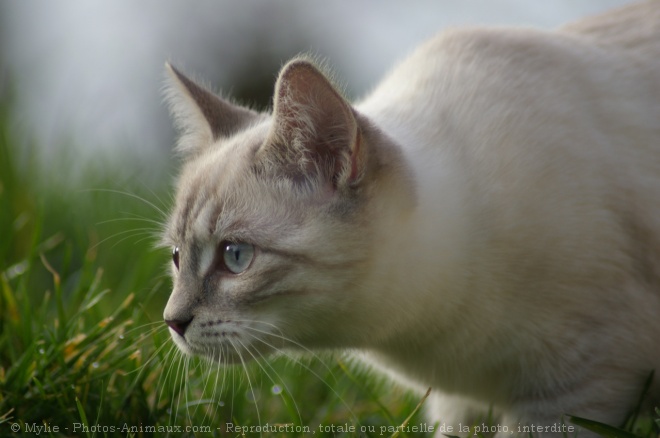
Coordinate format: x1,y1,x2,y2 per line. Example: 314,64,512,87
426,392,493,436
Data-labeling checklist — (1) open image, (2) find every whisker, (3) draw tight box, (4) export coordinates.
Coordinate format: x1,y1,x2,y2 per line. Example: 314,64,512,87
158,344,181,415
90,227,160,251
205,345,229,426
138,180,173,217
240,321,341,384
183,355,194,428
123,326,170,378
197,348,217,427
171,351,187,425
121,320,165,338
228,337,263,436
188,352,213,420
96,215,165,228
83,188,168,219
240,324,360,426
237,337,303,427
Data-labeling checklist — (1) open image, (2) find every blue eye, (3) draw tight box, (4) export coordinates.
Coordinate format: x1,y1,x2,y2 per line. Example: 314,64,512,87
222,242,254,274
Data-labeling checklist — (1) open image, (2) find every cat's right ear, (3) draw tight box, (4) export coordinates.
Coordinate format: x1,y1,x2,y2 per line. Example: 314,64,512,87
164,63,259,156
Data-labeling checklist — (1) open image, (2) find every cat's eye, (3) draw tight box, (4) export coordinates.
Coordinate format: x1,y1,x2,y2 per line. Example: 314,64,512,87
172,246,180,270
222,242,254,274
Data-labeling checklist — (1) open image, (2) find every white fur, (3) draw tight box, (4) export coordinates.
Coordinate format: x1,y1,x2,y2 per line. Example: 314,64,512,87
354,2,660,432
164,2,660,436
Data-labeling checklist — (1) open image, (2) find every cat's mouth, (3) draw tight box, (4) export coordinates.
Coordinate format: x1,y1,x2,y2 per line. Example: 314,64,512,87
167,320,281,364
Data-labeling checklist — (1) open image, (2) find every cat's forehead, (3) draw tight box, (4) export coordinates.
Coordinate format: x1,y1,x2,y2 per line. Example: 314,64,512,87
181,131,261,187
169,120,302,245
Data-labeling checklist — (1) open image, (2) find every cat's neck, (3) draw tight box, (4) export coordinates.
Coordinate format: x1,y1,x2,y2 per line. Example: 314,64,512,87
354,118,474,348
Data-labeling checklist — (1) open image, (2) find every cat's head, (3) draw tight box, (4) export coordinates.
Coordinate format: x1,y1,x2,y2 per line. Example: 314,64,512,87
162,58,410,363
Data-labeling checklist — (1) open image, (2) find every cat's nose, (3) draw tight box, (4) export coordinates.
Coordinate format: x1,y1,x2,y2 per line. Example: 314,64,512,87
165,317,193,337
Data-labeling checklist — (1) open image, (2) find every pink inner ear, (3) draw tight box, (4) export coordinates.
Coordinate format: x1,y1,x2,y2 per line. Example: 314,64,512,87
348,130,362,185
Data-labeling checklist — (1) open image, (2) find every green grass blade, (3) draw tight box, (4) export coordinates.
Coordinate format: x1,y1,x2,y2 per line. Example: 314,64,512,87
75,397,91,438
623,370,655,429
390,387,431,438
569,415,642,438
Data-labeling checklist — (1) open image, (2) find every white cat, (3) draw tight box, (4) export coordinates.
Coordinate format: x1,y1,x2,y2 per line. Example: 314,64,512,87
162,2,660,435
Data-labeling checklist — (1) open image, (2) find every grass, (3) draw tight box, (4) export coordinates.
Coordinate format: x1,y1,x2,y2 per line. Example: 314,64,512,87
0,93,658,437
0,96,428,437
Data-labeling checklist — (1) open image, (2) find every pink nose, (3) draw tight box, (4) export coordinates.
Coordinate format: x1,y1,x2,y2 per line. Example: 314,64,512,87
165,318,192,337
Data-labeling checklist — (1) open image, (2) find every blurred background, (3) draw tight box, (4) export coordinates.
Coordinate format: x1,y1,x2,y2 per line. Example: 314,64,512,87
0,0,631,182
1,2,651,433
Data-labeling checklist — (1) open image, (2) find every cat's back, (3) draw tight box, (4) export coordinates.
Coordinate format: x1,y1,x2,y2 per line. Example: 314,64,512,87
359,1,660,304
561,0,660,58
359,0,660,210
360,1,660,144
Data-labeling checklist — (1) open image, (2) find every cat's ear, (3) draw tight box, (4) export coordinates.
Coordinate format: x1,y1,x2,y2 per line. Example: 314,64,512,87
267,59,365,189
165,63,259,156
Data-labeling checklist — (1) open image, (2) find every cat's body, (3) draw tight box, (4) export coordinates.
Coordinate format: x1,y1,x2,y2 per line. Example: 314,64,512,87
163,2,660,435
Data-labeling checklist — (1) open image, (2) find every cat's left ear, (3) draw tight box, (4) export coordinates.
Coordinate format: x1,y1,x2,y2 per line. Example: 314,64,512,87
268,59,365,189
165,63,259,156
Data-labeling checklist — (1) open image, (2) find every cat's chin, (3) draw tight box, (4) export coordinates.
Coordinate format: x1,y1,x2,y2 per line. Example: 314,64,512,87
168,331,277,365
168,331,195,356
170,340,251,365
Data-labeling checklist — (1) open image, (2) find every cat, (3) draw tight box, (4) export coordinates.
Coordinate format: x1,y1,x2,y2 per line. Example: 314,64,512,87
161,1,660,436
